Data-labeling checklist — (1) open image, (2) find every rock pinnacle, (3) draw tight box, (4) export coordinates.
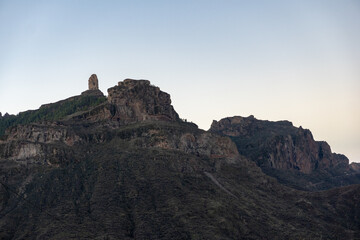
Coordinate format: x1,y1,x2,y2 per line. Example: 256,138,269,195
88,74,99,90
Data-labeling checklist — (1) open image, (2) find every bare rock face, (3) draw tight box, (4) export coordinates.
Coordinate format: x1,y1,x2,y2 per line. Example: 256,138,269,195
88,74,99,90
0,123,81,166
107,79,179,124
82,74,104,96
137,129,240,164
5,124,81,146
0,78,182,166
177,132,240,163
351,162,360,172
210,116,349,174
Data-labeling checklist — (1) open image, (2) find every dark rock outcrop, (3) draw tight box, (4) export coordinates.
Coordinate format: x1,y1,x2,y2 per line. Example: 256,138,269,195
351,162,360,172
210,115,349,173
81,74,103,96
0,77,237,166
88,74,99,90
107,79,179,124
210,115,360,191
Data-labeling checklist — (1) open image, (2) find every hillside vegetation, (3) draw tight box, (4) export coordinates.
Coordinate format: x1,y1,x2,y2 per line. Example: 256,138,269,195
0,95,106,136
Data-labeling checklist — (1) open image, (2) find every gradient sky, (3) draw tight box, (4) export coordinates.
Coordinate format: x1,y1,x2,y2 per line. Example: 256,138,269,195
0,0,359,162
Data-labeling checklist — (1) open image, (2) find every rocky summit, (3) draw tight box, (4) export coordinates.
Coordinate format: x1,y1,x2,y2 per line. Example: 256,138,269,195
107,79,179,123
210,116,360,191
210,116,349,173
0,75,359,239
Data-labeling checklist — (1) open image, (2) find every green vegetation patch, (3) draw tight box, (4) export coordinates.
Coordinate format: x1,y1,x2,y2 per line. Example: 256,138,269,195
0,95,106,136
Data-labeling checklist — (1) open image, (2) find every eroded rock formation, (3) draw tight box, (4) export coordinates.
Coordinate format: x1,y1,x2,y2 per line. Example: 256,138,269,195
0,77,236,166
88,74,99,90
210,116,349,174
81,74,103,97
107,79,179,124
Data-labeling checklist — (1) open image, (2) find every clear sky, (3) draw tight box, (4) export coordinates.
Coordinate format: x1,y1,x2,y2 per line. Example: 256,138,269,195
0,0,359,162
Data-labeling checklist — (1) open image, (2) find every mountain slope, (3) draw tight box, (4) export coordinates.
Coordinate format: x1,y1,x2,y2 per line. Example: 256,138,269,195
0,92,106,136
0,77,359,239
2,120,360,239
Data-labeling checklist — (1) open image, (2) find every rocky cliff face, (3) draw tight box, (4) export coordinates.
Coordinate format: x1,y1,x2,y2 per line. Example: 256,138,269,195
0,78,236,168
107,79,179,124
210,116,349,174
0,122,82,168
111,122,241,165
5,123,80,145
351,162,360,172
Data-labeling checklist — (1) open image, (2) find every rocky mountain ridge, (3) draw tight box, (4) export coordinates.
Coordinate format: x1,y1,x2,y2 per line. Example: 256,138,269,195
210,115,349,173
0,75,359,239
0,75,239,174
210,115,360,190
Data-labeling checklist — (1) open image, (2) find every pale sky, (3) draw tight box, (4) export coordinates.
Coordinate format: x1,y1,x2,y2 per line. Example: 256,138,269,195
0,0,359,162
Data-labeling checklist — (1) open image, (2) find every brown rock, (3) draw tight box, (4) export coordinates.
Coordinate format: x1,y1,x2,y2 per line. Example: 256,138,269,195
107,79,179,124
5,124,80,146
88,74,99,90
210,116,349,174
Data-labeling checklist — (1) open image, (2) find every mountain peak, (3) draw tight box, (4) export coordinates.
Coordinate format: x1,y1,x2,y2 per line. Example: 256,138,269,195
82,74,104,96
88,74,99,90
107,78,179,123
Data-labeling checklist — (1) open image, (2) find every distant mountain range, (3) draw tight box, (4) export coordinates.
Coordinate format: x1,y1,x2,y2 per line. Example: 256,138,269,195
0,75,359,239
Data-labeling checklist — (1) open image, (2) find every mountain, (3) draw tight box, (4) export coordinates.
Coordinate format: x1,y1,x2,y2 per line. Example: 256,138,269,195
210,116,360,191
0,75,359,239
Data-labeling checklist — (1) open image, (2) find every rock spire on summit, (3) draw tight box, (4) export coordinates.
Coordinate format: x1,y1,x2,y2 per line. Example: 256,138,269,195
88,74,99,90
